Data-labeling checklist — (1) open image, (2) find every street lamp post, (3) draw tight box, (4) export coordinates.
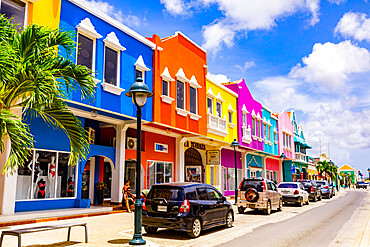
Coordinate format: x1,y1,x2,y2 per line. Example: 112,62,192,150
126,78,153,245
231,139,240,205
280,153,286,182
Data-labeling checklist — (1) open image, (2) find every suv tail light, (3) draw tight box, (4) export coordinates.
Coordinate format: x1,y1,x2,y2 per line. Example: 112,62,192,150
262,180,266,192
179,199,190,213
323,186,329,189
294,190,299,195
311,187,315,193
239,180,243,190
142,198,147,211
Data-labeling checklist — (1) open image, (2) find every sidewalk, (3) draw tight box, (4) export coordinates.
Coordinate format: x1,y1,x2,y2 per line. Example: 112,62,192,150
0,205,124,227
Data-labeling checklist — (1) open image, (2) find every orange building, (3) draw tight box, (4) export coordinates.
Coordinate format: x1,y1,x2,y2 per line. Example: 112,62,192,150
145,32,217,184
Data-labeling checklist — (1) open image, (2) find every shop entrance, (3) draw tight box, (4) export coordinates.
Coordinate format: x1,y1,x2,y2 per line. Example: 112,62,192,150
81,161,90,199
124,160,137,193
103,162,112,199
185,148,203,183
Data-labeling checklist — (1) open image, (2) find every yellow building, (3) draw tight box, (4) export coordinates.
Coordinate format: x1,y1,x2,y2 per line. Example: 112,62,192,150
204,77,238,192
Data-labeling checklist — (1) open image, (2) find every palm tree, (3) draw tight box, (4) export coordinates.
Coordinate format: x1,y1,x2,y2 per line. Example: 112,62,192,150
316,160,332,181
0,14,95,173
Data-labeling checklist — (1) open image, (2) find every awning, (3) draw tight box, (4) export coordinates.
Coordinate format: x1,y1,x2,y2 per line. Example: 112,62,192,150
294,136,312,149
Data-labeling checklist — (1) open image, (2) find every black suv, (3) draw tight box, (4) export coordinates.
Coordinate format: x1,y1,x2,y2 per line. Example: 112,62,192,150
297,180,322,202
142,182,234,238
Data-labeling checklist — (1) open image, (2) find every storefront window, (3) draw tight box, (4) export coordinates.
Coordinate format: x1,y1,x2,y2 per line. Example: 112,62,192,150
16,149,75,200
210,166,215,185
147,161,173,188
223,167,227,191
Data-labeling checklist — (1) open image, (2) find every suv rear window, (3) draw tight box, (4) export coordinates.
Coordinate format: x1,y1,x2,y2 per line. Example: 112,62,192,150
147,187,183,201
240,179,263,192
278,183,298,188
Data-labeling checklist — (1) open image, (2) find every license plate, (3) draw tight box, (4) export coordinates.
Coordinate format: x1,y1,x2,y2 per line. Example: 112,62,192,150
282,190,290,194
157,205,167,212
249,204,255,209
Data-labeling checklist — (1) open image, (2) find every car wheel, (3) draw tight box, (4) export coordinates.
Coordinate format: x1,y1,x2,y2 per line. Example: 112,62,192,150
225,211,233,228
277,199,283,211
145,227,158,234
263,201,271,215
313,195,317,202
187,218,202,238
318,195,322,201
238,206,245,214
306,199,309,205
296,199,303,207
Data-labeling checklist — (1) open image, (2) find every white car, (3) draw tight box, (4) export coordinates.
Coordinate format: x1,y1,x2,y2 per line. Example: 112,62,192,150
277,182,309,207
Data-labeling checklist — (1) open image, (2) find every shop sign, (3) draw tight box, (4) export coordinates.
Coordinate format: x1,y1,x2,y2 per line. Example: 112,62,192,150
184,141,206,150
207,150,220,165
290,166,296,173
154,143,168,153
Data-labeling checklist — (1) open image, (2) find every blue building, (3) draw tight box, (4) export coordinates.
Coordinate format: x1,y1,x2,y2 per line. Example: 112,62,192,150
13,0,156,213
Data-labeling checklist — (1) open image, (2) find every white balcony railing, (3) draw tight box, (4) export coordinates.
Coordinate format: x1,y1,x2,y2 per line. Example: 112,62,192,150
242,125,252,144
207,114,228,137
295,153,307,163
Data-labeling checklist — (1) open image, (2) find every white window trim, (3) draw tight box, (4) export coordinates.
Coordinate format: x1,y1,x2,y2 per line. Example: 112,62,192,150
176,108,188,117
176,68,188,111
216,101,222,118
207,97,213,114
102,32,125,95
160,95,175,104
135,55,150,82
161,67,174,101
229,123,236,128
216,92,225,102
189,113,201,121
189,84,198,115
207,87,216,98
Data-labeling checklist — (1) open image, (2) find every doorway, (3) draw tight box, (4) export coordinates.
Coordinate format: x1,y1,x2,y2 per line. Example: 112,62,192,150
185,148,203,183
81,161,90,199
103,161,112,199
125,160,137,193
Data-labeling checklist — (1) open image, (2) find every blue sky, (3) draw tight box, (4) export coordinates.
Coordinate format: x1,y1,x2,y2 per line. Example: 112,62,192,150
79,0,370,176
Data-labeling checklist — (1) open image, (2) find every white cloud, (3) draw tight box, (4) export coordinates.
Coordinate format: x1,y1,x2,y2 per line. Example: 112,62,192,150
235,61,255,73
200,0,321,53
335,12,370,42
77,0,144,27
160,0,190,15
289,41,370,91
206,72,230,85
327,0,346,4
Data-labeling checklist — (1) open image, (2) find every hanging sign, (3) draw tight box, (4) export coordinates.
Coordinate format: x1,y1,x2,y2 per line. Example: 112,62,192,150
207,150,220,165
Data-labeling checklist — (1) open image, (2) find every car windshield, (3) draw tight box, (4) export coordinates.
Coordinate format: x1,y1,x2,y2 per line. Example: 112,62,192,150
240,180,264,192
278,183,298,189
147,187,184,201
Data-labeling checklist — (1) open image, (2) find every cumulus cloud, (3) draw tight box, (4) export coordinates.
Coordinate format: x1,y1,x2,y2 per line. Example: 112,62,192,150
235,61,256,73
160,0,191,15
289,41,370,91
335,12,370,42
206,72,231,85
78,0,144,27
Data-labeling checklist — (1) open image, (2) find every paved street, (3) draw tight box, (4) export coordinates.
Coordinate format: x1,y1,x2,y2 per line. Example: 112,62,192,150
0,189,368,247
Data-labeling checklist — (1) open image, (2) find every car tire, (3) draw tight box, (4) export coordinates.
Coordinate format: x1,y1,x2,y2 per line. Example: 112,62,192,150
318,195,322,201
297,199,303,207
238,206,245,214
225,211,233,228
145,227,158,234
187,218,202,238
277,199,283,211
263,201,271,215
306,199,309,205
313,195,317,202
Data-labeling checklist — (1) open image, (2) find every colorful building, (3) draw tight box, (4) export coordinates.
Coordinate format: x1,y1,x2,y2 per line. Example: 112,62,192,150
205,77,238,194
262,106,281,184
338,164,358,185
147,32,210,186
289,111,312,180
276,111,295,182
10,0,157,213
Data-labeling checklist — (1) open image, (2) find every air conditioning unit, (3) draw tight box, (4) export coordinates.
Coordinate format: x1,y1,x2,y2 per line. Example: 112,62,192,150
127,137,137,150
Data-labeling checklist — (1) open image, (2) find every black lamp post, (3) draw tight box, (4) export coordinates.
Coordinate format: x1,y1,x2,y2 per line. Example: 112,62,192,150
231,139,240,205
125,77,153,245
280,153,286,182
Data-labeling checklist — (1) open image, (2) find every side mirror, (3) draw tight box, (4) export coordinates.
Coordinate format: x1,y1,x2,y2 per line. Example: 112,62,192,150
222,196,227,202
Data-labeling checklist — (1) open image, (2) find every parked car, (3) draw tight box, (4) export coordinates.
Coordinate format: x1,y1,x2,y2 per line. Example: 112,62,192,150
356,181,368,189
142,182,234,238
237,178,282,215
277,182,309,206
314,180,334,198
297,180,322,202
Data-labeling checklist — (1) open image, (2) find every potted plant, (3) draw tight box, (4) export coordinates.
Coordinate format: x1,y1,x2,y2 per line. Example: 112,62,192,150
95,182,106,204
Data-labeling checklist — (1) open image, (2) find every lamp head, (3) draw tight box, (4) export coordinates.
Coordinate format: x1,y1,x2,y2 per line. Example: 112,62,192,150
125,78,153,107
280,153,287,160
329,160,334,165
231,139,240,148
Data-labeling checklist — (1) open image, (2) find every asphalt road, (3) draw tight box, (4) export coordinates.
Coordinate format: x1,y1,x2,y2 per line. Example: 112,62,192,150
218,190,368,247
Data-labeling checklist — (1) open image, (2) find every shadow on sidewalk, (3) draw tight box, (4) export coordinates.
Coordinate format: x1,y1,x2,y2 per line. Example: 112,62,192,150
25,241,80,247
107,239,130,244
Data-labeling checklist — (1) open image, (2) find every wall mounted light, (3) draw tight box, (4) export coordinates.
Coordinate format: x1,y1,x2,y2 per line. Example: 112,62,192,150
91,110,98,117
